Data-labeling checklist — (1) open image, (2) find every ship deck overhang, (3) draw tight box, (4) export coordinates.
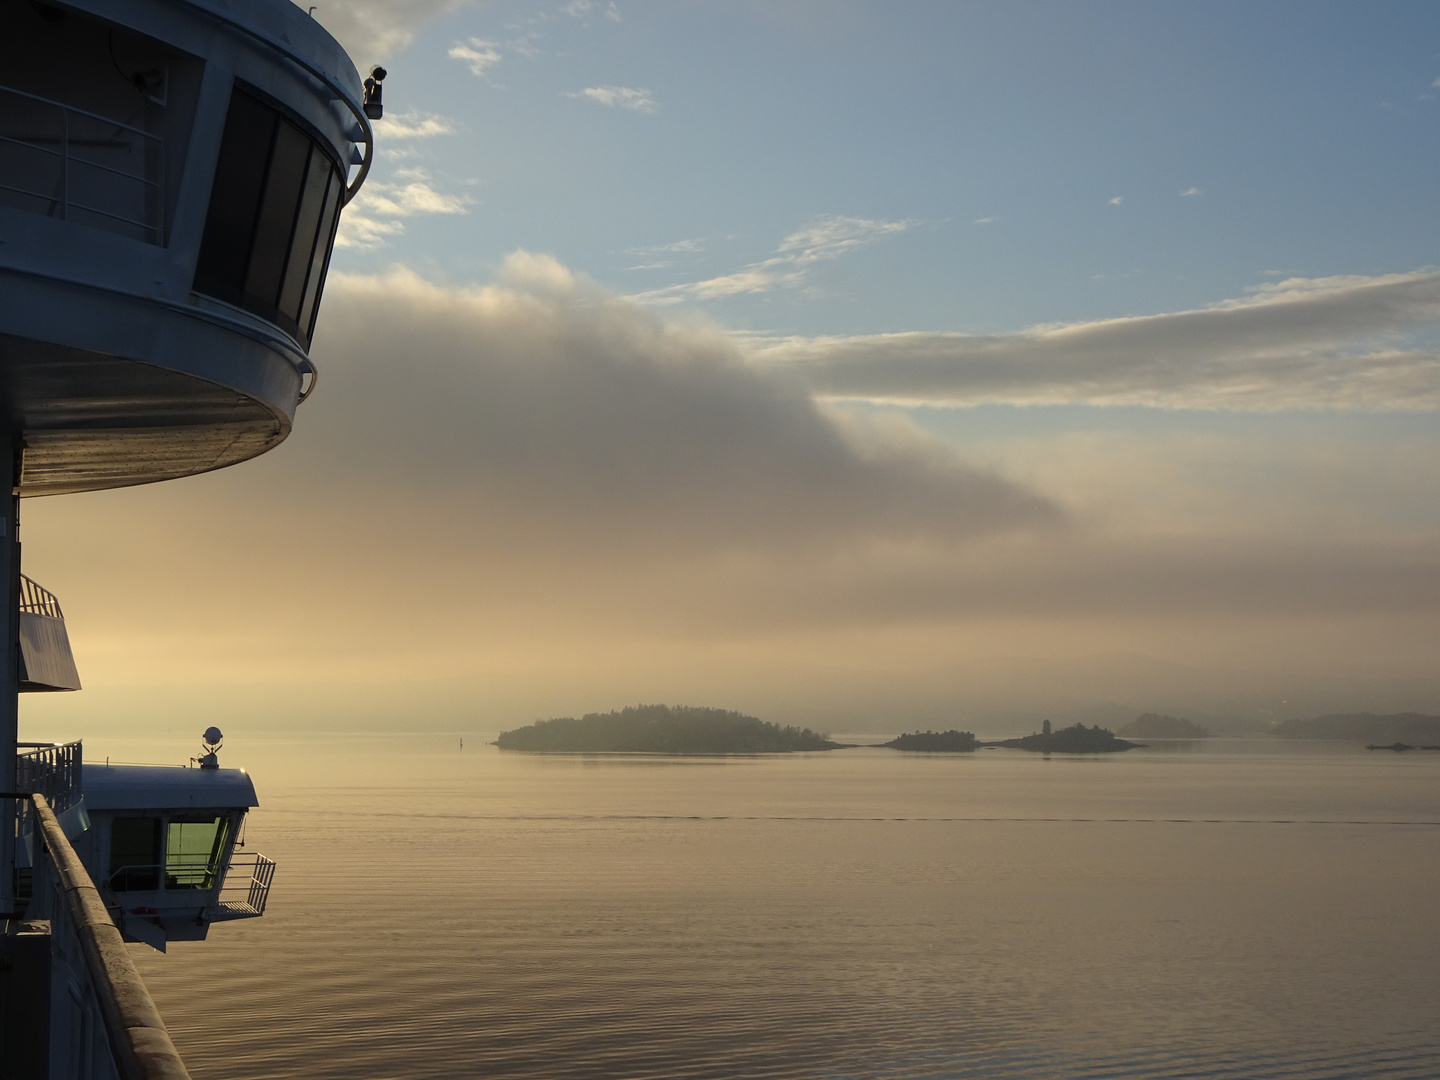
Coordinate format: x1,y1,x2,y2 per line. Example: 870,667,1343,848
0,271,300,496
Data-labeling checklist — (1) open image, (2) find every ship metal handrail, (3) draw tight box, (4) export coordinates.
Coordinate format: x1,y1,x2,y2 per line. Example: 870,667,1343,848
215,852,276,917
18,573,64,618
107,852,276,917
15,739,81,816
0,82,165,243
30,793,193,1080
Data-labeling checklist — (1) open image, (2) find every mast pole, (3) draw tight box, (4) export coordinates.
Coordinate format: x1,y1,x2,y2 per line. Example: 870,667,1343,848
0,437,18,914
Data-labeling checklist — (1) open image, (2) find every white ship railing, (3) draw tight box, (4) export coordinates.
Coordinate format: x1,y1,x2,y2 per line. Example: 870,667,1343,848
0,82,164,244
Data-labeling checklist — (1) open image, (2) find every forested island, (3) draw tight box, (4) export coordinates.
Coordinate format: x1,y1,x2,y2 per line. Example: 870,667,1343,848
883,730,980,752
1118,713,1210,739
989,721,1141,754
495,704,844,754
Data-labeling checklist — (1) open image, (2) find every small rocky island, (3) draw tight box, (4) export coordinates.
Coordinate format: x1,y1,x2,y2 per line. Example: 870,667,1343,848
884,721,1140,754
495,704,844,754
1118,713,1210,739
990,720,1141,754
884,730,980,752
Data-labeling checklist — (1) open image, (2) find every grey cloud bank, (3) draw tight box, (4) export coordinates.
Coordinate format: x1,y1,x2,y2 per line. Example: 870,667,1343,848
753,272,1440,410
306,255,1058,550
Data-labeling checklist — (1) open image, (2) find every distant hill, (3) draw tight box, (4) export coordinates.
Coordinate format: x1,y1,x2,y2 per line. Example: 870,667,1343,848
1271,713,1440,744
990,722,1140,754
495,704,843,754
884,730,979,752
1118,713,1210,739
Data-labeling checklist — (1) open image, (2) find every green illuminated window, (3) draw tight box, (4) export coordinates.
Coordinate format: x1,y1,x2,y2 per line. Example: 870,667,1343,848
165,815,229,889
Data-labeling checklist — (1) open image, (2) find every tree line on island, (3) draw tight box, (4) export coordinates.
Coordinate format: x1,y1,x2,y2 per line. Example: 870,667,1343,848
494,705,1440,755
494,705,843,754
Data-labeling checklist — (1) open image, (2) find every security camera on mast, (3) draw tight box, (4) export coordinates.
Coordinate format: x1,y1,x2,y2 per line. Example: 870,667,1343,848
364,66,387,119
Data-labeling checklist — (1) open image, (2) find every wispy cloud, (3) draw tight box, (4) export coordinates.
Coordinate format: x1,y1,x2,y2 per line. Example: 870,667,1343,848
331,214,406,249
570,85,657,112
636,215,914,303
1179,186,1202,197
777,217,911,263
564,0,621,19
625,238,707,270
1108,196,1124,206
375,111,456,139
974,216,996,225
631,238,706,255
335,169,470,248
748,271,1440,411
359,174,470,217
449,37,502,76
315,0,474,63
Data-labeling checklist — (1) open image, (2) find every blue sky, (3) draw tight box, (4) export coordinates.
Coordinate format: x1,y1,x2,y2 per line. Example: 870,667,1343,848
344,0,1440,335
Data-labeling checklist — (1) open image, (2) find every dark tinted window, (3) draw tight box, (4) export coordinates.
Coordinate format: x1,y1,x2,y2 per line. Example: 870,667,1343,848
193,85,344,349
244,119,309,305
110,816,162,891
194,92,274,290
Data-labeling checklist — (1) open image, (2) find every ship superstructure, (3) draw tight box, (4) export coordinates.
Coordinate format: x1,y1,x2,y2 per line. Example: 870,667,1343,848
0,0,377,1074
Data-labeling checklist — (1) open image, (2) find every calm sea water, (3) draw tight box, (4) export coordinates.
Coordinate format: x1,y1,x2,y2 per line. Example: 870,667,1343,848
106,734,1440,1079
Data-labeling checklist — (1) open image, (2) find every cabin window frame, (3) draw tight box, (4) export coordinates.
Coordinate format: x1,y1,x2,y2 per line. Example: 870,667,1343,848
106,811,238,893
192,80,345,349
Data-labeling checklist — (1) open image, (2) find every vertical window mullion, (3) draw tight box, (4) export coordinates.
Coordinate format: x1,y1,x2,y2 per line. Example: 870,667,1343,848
280,143,330,324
